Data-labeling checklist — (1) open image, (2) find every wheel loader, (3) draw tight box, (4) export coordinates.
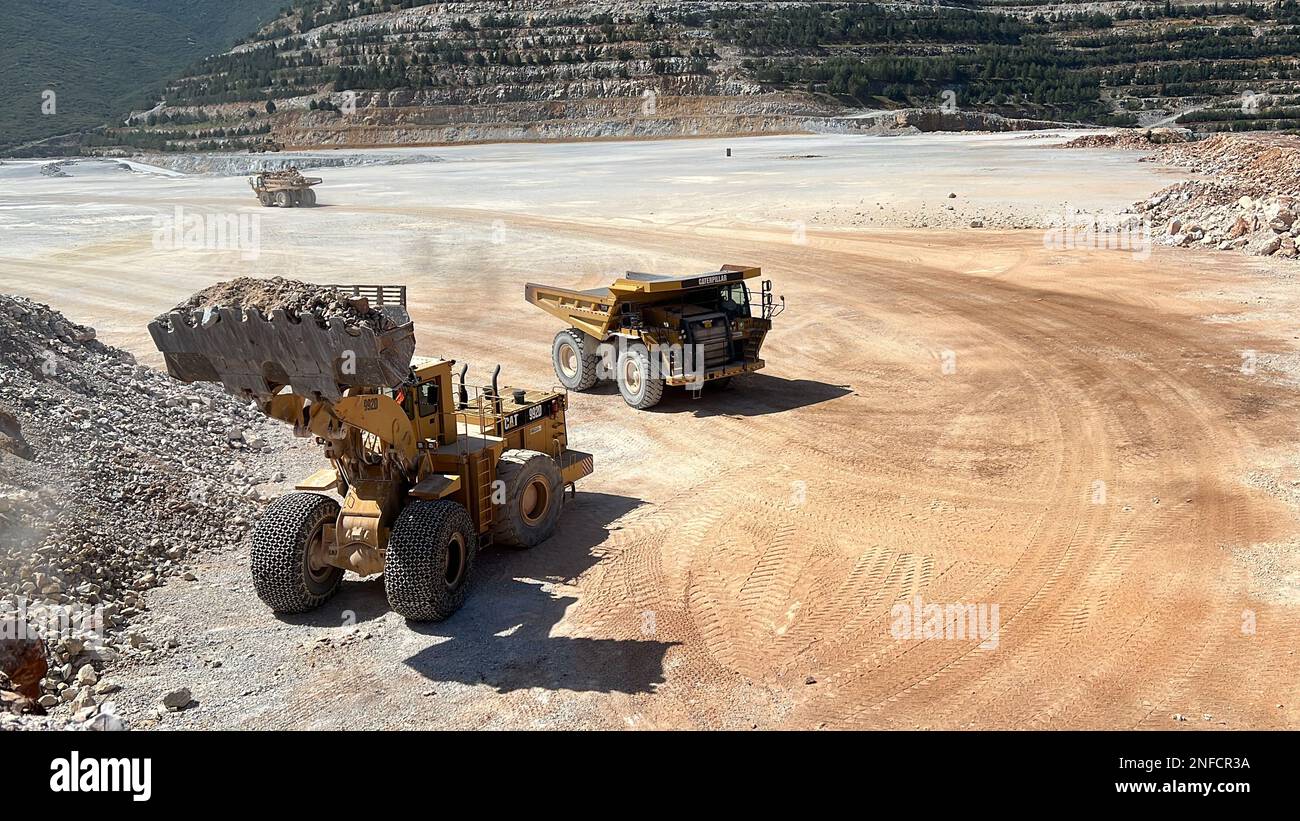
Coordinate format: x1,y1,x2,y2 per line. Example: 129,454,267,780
148,284,593,622
248,138,283,154
249,167,321,207
525,265,784,409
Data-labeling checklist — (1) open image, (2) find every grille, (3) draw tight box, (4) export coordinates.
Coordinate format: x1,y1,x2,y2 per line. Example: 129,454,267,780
687,316,731,369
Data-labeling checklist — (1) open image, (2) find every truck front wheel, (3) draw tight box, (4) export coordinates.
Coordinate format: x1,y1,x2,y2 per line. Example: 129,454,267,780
617,342,664,409
552,329,599,390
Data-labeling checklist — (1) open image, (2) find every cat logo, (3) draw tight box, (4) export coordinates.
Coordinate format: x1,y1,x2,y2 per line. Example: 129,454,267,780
701,320,714,328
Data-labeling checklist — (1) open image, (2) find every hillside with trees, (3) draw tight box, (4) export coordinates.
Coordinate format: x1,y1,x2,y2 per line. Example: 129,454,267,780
14,1,1300,154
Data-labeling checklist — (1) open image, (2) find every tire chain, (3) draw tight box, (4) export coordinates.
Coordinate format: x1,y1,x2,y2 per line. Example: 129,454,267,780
384,500,478,621
250,492,342,613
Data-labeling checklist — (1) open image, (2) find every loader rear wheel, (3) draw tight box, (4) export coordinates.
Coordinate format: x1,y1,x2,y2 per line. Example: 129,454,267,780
552,329,598,390
274,190,292,207
250,493,342,614
491,449,563,548
617,342,664,409
385,500,478,622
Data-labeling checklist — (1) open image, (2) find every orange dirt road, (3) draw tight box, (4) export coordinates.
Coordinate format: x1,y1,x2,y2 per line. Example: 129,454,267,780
449,215,1300,729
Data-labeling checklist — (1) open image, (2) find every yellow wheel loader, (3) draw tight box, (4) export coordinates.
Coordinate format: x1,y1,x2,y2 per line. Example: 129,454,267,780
525,265,784,409
148,285,593,622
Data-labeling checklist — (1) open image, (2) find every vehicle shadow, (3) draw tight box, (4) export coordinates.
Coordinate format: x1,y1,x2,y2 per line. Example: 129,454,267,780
402,491,676,694
650,372,853,417
273,576,391,628
582,373,851,417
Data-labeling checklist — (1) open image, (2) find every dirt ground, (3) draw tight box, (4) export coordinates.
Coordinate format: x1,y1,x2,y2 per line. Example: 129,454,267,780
1,133,1297,729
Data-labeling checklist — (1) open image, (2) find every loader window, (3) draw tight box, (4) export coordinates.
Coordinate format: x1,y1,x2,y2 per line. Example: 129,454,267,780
417,380,440,417
384,387,415,418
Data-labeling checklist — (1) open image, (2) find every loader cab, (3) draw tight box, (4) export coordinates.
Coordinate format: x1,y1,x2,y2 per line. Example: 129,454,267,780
385,357,457,446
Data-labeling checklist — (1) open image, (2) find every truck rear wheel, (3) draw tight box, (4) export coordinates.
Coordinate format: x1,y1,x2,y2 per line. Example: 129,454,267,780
617,342,664,409
251,493,342,614
385,500,478,621
552,329,598,390
274,190,292,207
491,449,563,548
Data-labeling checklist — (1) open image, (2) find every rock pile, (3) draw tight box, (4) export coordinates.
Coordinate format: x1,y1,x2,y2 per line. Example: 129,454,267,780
157,277,398,332
1139,135,1300,257
0,293,283,729
1069,131,1300,259
1060,128,1194,150
1141,185,1300,257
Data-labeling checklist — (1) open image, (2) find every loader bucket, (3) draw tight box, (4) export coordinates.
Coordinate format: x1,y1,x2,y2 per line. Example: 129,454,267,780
148,306,416,403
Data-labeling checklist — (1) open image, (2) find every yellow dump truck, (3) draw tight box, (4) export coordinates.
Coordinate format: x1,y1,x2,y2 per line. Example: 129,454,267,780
525,265,783,409
249,167,321,207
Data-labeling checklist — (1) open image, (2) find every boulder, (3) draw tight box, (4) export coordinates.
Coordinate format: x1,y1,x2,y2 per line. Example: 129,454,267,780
161,687,193,711
0,622,47,699
0,405,31,458
1249,233,1283,256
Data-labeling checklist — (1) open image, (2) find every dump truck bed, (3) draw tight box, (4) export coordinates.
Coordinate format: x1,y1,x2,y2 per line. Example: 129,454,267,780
252,176,322,191
525,265,761,338
609,265,761,294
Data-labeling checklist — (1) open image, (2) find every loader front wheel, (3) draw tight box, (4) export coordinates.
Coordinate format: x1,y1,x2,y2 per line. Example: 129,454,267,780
617,343,664,409
552,329,598,390
251,493,342,614
385,500,478,622
491,449,563,548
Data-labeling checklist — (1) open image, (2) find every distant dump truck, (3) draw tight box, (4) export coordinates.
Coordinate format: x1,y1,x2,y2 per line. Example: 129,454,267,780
249,167,321,207
526,265,783,409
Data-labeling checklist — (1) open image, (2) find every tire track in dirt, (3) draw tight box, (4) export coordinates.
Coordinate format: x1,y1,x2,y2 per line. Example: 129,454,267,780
426,208,1300,728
